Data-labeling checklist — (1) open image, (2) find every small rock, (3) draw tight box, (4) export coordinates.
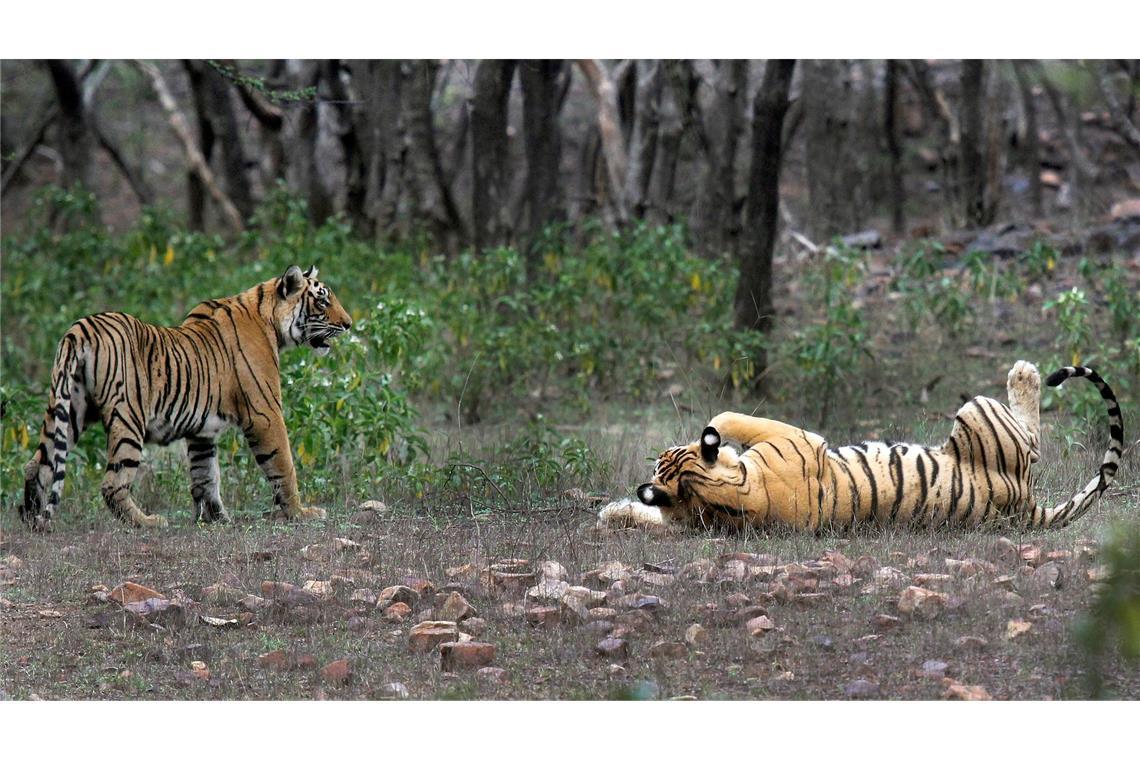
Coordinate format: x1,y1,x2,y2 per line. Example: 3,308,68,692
537,560,567,581
295,654,319,671
189,661,210,681
408,621,458,652
1034,562,1063,589
595,637,629,658
871,613,903,632
380,681,409,699
109,582,165,605
239,594,269,612
258,650,292,670
384,602,412,623
1039,169,1062,189
587,560,632,585
588,607,618,622
350,588,378,606
525,606,562,629
301,580,333,598
684,623,708,648
436,591,477,622
346,616,367,632
560,595,590,626
954,635,988,651
526,578,570,604
1110,198,1140,221
440,641,496,671
719,559,747,582
459,617,487,636
745,616,775,636
37,609,63,619
724,592,751,609
942,679,991,700
648,641,687,659
200,582,245,605
677,558,717,582
358,500,388,515
897,586,947,619
563,586,608,609
333,537,361,552
639,571,676,588
378,585,420,609
1005,619,1032,640
843,679,880,699
476,667,508,685
921,660,950,679
811,635,835,650
199,614,239,628
399,577,436,596
617,593,662,611
320,659,352,684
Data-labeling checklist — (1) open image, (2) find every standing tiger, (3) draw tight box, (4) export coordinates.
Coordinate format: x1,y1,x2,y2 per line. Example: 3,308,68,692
599,361,1123,532
21,265,351,531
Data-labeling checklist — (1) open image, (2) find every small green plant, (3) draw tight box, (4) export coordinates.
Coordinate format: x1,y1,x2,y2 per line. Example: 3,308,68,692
1073,523,1140,698
1044,287,1092,367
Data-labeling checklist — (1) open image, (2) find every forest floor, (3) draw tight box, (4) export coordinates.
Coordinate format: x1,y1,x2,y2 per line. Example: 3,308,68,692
2,426,1137,701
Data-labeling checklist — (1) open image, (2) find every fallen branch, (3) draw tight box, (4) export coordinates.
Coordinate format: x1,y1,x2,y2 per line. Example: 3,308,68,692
132,59,244,233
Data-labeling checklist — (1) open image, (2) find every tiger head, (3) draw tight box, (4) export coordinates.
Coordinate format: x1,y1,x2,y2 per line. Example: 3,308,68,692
637,426,743,514
274,265,352,357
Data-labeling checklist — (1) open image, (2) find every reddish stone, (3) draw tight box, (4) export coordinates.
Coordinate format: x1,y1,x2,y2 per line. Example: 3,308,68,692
525,606,562,628
595,636,629,658
109,582,165,605
320,659,352,684
258,650,291,670
384,602,412,622
408,621,458,653
440,641,496,671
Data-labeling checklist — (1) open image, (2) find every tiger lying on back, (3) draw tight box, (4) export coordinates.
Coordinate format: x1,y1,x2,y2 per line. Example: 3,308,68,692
22,265,351,531
599,361,1123,532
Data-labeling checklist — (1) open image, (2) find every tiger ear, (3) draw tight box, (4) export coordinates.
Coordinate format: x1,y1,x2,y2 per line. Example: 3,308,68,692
303,265,319,279
700,426,721,463
277,265,305,298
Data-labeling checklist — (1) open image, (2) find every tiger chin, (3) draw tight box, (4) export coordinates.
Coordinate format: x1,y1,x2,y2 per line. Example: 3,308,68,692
599,361,1123,533
21,265,351,531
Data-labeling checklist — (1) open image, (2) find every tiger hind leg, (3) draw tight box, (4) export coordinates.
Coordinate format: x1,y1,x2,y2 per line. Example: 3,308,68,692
101,417,168,528
1006,360,1041,462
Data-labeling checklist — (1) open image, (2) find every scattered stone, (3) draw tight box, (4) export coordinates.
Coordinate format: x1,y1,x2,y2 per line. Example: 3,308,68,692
1110,198,1140,221
37,609,63,619
199,614,239,628
350,588,378,606
459,616,487,636
294,654,319,670
320,659,352,684
123,596,196,628
871,613,903,632
537,560,567,581
446,563,476,580
954,635,988,651
109,582,165,605
1034,562,1063,589
346,616,368,632
677,558,717,582
239,594,269,612
912,573,953,587
684,623,708,648
399,577,436,596
299,544,328,561
586,560,632,585
649,640,687,659
614,610,654,633
1005,619,1033,640
841,229,882,249
719,559,748,582
724,592,751,609
525,606,562,629
850,556,879,578
595,637,629,658
301,580,333,598
440,641,496,671
945,558,996,577
333,537,361,552
942,679,991,700
617,593,662,611
384,602,412,623
639,571,676,588
378,585,420,609
189,661,210,681
436,591,477,622
476,667,508,685
526,578,570,604
358,500,388,515
200,582,245,605
734,605,770,624
380,682,409,699
560,595,590,626
563,586,608,609
921,660,950,679
258,650,292,670
843,679,881,699
745,616,776,636
897,586,947,619
408,621,458,652
486,566,537,591
1018,544,1043,566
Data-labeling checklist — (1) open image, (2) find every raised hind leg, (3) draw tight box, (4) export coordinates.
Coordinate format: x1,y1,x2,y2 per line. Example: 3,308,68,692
187,437,230,523
102,416,167,528
1006,360,1041,462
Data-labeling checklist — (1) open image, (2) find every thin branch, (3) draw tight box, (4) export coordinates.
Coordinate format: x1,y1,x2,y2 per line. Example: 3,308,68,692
1,104,57,195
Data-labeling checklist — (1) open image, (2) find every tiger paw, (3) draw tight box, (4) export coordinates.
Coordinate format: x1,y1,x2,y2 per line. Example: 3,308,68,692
1007,360,1041,396
295,506,327,521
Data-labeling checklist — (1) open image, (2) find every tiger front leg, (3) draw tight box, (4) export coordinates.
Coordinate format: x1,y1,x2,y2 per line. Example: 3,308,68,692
187,437,231,523
243,420,325,521
706,411,826,451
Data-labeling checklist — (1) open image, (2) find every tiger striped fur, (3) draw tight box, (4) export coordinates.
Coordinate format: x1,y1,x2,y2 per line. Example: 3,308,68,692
21,265,351,530
599,361,1123,532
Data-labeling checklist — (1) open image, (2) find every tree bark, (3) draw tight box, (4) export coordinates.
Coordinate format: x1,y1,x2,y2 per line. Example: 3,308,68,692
359,60,406,239
1012,61,1043,217
1,104,57,196
691,60,748,258
403,59,468,249
803,59,858,239
183,61,216,230
134,60,244,233
959,60,990,227
623,60,663,220
884,60,905,234
647,79,683,225
221,59,287,185
45,60,94,191
519,60,567,272
471,59,516,250
734,60,796,387
323,60,370,234
576,59,629,225
1092,60,1140,159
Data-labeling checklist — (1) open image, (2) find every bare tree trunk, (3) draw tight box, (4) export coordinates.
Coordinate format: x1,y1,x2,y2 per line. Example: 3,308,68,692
134,60,244,233
363,61,406,239
959,60,994,227
690,60,748,257
576,59,629,225
624,60,663,220
906,60,961,226
403,59,468,250
1037,62,1096,215
575,124,603,223
471,59,516,250
1013,61,1043,217
222,59,287,186
803,59,857,238
45,60,93,191
1092,60,1140,159
519,60,567,274
884,60,905,234
647,81,683,225
206,65,254,220
734,60,796,388
323,60,370,234
183,61,216,230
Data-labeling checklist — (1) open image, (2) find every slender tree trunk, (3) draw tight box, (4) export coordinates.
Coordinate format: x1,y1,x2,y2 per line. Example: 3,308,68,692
884,60,905,234
691,60,748,257
221,59,287,187
803,59,857,239
292,61,334,225
576,59,629,225
403,59,468,250
367,61,406,238
45,60,93,191
205,64,254,221
183,61,216,230
734,60,796,388
647,80,682,225
1092,60,1140,159
471,59,516,250
624,60,663,220
1037,62,1096,216
519,60,566,274
323,60,370,234
959,60,989,227
1012,61,1043,217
